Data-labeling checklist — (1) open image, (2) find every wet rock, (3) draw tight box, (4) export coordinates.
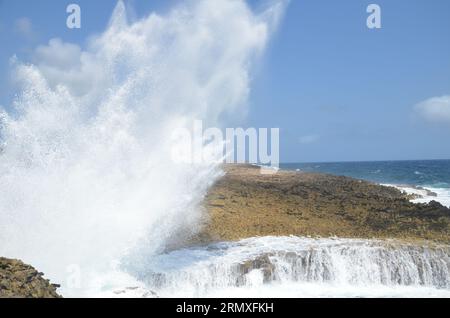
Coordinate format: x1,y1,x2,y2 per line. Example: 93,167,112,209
238,255,275,283
112,286,158,298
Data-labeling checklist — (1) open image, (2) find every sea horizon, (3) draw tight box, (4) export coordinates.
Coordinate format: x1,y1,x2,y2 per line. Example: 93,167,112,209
281,158,450,165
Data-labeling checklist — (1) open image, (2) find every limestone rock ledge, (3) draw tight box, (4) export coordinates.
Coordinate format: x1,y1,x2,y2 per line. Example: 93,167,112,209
197,164,450,244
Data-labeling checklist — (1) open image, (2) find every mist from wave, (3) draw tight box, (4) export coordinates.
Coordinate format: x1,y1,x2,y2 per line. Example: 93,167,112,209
0,0,285,296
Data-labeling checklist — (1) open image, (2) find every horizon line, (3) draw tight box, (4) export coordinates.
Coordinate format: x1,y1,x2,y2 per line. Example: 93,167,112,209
279,158,450,165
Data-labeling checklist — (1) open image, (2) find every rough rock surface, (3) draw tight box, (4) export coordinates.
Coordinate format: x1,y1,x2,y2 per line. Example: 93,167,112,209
0,257,61,298
237,255,275,284
195,164,450,244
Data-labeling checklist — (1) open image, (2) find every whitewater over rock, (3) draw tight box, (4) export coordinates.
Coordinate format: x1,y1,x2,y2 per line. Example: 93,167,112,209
137,237,450,298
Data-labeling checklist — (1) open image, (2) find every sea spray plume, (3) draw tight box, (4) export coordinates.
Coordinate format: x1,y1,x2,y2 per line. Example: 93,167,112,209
0,0,286,295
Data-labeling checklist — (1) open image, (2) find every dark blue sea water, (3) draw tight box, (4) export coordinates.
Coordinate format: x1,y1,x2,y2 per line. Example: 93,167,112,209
281,160,450,207
281,160,450,188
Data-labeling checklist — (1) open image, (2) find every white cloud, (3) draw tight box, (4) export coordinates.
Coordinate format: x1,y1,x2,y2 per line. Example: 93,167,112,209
31,38,101,96
35,39,82,70
14,17,33,38
415,95,450,124
299,134,320,144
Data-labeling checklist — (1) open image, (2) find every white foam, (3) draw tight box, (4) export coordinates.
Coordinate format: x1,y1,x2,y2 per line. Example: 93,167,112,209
384,184,450,208
111,236,450,298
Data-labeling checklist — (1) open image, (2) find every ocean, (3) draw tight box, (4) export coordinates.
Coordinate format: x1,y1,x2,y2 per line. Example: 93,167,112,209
281,160,450,208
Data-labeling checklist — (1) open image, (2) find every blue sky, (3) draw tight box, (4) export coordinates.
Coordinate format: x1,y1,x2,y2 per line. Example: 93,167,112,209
1,0,449,163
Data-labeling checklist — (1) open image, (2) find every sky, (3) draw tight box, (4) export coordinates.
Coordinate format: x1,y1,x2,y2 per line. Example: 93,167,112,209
0,0,449,163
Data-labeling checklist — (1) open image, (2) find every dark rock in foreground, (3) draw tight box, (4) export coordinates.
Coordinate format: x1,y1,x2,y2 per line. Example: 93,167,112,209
0,257,61,298
196,164,450,244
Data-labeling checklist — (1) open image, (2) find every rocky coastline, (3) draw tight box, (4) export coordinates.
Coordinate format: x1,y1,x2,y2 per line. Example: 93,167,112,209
2,164,450,297
196,164,450,244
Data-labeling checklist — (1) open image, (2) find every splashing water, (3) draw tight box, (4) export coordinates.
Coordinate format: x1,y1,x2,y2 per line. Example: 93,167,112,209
0,0,285,296
2,1,449,298
116,236,450,298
